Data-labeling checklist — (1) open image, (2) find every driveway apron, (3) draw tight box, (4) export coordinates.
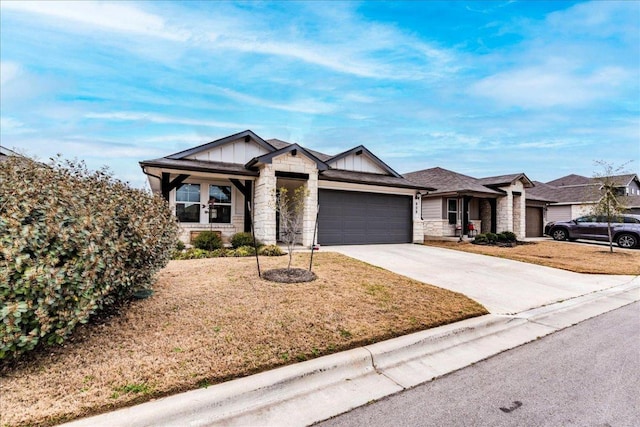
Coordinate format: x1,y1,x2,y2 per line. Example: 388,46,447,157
328,244,638,314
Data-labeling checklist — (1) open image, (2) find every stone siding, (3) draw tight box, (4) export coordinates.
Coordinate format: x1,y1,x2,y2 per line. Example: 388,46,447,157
265,153,319,246
480,199,492,233
253,164,277,244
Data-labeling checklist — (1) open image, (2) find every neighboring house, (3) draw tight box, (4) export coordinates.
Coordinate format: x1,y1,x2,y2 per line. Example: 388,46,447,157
528,173,640,222
0,146,21,162
403,167,537,240
140,130,428,246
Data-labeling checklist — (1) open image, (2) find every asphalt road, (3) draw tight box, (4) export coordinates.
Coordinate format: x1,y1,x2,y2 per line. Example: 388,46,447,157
317,302,640,427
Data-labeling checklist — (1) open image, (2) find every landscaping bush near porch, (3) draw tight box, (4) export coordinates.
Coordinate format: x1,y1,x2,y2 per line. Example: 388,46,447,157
0,155,177,361
0,253,487,427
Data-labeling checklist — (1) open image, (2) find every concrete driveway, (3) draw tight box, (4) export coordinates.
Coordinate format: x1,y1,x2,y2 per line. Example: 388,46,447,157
328,244,639,314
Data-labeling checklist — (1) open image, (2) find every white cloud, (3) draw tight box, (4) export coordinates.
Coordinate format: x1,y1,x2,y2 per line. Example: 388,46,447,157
84,112,249,129
545,1,640,40
1,1,189,41
470,64,632,109
207,86,336,115
0,117,33,135
0,62,21,86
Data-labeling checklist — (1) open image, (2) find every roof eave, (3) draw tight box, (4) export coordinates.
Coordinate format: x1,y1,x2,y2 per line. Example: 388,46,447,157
165,130,275,160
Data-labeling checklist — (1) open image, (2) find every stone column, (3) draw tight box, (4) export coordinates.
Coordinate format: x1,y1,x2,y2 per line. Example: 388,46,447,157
303,171,319,247
253,165,277,244
496,191,513,233
480,199,492,233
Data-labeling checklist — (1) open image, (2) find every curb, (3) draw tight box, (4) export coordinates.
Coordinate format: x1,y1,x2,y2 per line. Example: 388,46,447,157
61,281,639,427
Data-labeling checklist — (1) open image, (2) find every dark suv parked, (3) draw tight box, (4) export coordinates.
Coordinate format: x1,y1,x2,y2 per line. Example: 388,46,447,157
544,214,640,248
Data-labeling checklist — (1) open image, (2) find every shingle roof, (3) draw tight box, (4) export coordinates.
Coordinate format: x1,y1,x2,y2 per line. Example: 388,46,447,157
621,195,640,208
528,182,599,204
478,173,533,188
546,173,637,188
267,138,332,162
403,167,504,196
546,174,591,187
141,132,417,190
140,157,259,176
320,169,427,189
526,181,559,202
246,144,328,171
535,173,640,205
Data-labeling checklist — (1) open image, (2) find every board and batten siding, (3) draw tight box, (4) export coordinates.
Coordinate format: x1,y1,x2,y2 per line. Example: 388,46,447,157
327,154,386,174
186,139,270,164
421,198,442,220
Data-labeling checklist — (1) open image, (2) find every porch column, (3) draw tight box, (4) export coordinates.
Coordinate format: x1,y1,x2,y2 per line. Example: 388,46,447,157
302,171,319,247
496,191,513,233
253,165,277,244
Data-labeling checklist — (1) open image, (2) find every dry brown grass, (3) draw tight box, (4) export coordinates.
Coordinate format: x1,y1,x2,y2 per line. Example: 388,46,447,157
0,252,486,427
424,240,640,275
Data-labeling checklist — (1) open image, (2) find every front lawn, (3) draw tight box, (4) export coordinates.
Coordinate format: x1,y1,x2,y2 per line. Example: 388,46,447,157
0,252,487,427
424,240,640,275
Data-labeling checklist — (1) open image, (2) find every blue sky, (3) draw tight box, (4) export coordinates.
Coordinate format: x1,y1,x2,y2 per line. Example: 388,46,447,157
1,1,638,188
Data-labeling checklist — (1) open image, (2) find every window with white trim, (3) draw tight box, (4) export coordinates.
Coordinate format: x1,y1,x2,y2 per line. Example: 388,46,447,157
175,183,201,222
447,198,458,225
208,185,232,223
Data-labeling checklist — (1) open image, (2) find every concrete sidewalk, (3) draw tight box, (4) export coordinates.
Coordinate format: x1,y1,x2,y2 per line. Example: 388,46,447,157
61,245,639,427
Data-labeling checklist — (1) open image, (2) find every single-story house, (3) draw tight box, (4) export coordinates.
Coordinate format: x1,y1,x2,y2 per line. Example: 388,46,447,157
0,146,21,162
140,130,429,246
403,167,541,239
528,173,640,222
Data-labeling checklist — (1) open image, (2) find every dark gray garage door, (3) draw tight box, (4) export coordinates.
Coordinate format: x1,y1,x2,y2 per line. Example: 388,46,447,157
318,189,412,245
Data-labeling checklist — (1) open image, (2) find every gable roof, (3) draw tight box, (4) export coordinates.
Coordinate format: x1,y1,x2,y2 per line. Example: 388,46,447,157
267,139,332,162
404,167,504,196
327,145,402,178
140,130,422,191
166,130,274,160
245,144,329,171
477,173,534,188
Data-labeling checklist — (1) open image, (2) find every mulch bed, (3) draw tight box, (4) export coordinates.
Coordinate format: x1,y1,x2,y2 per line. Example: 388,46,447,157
262,268,317,283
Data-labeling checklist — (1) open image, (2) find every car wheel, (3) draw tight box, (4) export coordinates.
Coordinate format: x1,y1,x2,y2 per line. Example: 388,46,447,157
551,228,568,241
616,233,638,249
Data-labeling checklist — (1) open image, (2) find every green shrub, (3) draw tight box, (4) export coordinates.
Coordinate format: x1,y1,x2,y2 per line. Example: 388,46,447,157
473,234,488,244
230,232,262,249
173,248,211,260
193,231,223,251
210,248,229,258
485,232,498,243
232,245,256,257
175,240,186,251
501,231,517,242
0,155,177,360
258,244,285,256
496,232,508,242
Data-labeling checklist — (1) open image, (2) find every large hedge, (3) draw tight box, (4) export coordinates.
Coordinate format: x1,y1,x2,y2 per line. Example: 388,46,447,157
0,155,178,360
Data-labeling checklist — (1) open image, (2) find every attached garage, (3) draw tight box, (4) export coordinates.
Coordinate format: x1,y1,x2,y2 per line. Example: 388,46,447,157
525,206,543,237
318,189,412,245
